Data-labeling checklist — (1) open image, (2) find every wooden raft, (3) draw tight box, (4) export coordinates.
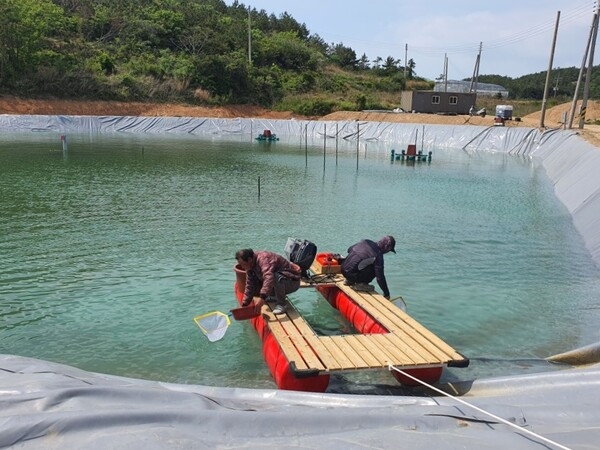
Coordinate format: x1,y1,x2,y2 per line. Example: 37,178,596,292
260,275,468,377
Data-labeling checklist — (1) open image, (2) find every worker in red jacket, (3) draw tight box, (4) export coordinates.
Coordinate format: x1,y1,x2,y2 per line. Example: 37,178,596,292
236,248,301,315
340,236,396,299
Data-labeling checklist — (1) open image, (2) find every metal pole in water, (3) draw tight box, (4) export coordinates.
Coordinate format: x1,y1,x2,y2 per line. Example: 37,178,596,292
356,122,360,170
323,123,326,171
335,122,339,166
61,135,67,158
304,123,309,167
258,176,261,199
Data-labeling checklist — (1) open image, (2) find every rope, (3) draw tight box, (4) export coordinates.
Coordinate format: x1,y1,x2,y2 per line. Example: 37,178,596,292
387,365,572,450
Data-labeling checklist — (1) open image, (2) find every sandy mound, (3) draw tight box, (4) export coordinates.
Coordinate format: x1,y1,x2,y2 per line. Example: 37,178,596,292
322,101,600,129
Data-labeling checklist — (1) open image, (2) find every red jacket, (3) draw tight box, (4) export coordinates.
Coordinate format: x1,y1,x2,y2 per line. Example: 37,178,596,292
242,251,301,303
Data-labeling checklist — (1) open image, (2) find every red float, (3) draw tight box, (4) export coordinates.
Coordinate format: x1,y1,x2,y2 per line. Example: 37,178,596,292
234,265,443,390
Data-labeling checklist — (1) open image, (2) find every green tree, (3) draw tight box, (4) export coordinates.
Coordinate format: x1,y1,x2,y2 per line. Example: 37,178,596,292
306,33,328,54
328,43,357,70
381,56,400,75
271,11,309,39
357,53,370,70
0,0,479,110
0,0,72,84
255,31,318,71
406,58,416,78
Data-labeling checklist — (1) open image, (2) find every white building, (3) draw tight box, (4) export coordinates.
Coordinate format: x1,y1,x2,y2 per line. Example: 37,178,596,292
434,80,509,98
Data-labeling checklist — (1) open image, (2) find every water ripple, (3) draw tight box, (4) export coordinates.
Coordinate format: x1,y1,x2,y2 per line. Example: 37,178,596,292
2,136,600,389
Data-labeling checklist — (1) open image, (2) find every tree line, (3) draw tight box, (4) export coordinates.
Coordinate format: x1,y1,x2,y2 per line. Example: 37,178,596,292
479,66,600,101
0,0,418,111
1,0,596,114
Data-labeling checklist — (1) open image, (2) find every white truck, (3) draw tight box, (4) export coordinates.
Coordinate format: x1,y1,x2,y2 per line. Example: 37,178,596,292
495,104,513,120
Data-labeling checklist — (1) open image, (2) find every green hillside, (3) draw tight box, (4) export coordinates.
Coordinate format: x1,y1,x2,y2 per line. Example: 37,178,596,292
0,0,596,116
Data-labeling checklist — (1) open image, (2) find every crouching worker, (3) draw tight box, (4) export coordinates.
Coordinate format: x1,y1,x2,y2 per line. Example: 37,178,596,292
235,248,301,315
341,236,396,300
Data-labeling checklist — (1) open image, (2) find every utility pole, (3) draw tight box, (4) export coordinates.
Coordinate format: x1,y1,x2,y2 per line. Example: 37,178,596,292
579,2,600,129
404,44,408,79
540,11,560,129
247,6,252,65
444,53,448,92
469,42,482,94
569,3,599,129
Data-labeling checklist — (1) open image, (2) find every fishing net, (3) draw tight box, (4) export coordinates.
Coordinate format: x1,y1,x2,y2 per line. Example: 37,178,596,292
193,311,231,342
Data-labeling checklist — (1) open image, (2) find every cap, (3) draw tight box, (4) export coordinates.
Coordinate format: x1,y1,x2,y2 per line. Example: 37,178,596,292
378,235,396,254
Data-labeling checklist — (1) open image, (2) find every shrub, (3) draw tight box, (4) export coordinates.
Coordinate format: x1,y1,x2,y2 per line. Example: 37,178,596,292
277,95,338,116
194,88,213,103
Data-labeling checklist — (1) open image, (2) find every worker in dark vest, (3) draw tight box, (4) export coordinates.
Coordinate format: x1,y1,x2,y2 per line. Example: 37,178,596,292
341,236,396,299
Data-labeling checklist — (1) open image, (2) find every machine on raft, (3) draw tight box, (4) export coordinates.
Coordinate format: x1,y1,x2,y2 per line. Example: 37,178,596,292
391,144,432,163
255,129,279,141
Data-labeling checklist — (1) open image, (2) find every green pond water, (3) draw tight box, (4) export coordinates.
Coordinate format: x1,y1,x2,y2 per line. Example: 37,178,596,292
2,132,600,393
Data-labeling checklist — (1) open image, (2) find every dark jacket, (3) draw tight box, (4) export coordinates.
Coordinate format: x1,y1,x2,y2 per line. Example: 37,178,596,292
243,251,301,303
341,239,390,297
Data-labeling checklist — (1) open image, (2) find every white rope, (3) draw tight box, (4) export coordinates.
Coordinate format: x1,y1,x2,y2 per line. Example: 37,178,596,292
388,365,572,450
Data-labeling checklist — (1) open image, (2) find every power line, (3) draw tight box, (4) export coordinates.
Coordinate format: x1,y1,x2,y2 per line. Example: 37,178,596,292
321,0,594,60
410,1,593,56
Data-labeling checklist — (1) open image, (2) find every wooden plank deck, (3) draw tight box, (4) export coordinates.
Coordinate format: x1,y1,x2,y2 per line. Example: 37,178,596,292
260,276,468,377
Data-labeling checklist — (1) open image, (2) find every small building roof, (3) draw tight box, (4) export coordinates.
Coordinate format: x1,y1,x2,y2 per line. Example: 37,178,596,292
434,80,509,97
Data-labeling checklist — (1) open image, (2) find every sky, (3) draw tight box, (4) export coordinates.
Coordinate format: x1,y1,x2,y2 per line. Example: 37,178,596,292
228,0,599,81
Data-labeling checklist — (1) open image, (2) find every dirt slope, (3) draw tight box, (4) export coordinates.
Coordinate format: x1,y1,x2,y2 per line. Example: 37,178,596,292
0,96,303,120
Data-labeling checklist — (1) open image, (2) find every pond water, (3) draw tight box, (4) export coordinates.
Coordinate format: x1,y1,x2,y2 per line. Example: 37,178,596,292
2,132,600,393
